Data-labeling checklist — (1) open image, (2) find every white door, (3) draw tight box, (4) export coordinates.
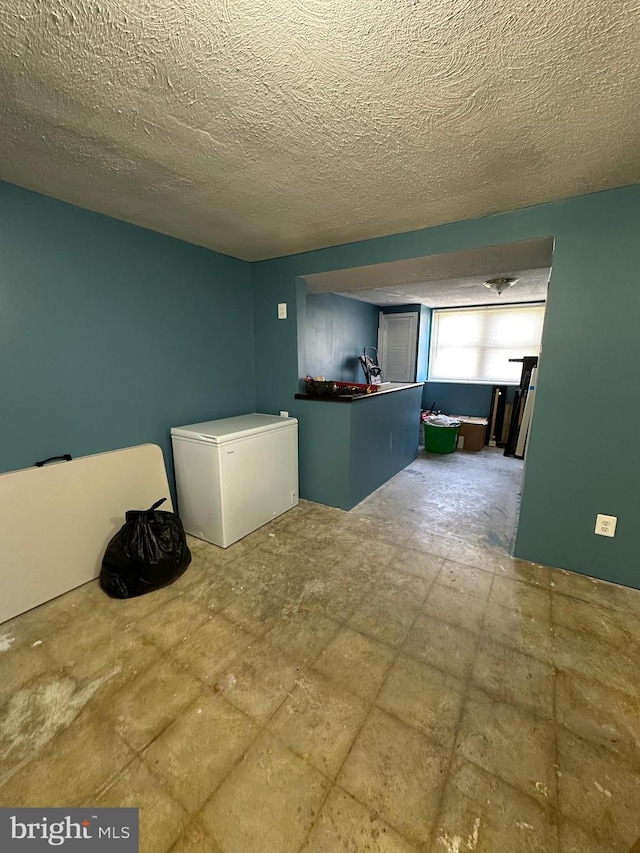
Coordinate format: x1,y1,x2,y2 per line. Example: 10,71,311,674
377,312,418,381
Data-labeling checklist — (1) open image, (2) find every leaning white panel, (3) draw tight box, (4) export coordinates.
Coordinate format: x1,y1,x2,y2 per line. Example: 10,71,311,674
0,444,172,624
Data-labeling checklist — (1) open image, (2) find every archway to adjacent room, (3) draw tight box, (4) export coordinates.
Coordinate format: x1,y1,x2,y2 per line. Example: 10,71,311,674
298,236,554,557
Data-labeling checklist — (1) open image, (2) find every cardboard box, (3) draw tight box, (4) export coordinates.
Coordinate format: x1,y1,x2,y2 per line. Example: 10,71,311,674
451,416,488,451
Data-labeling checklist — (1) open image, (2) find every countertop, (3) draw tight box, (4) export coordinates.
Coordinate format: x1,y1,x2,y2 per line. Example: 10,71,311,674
295,381,423,403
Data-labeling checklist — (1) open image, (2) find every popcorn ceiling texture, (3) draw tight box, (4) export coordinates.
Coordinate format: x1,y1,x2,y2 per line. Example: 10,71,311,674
1,0,639,260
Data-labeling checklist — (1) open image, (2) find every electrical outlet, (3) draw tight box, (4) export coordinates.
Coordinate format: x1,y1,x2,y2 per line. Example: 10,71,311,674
279,410,289,418
595,514,617,537
277,302,287,319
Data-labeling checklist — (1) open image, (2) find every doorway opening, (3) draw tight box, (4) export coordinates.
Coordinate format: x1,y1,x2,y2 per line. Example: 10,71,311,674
300,237,554,556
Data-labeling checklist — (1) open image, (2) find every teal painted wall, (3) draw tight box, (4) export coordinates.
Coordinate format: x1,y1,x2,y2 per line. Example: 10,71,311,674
421,382,517,417
291,388,422,511
295,401,352,508
305,293,379,383
349,386,423,508
417,306,431,383
252,185,640,587
0,183,255,489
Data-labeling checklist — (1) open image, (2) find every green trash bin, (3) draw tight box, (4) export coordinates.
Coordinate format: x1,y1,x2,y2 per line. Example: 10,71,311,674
424,422,460,454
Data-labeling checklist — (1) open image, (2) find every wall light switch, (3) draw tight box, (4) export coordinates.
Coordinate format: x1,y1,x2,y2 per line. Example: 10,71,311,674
277,303,287,320
595,514,617,537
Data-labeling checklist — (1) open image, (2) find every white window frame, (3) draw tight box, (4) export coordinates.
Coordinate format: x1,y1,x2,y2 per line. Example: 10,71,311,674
428,303,545,385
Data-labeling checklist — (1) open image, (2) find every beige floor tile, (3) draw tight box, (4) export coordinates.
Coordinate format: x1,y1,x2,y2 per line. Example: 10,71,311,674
201,733,330,853
490,576,551,621
210,639,303,723
249,527,316,560
338,707,449,848
265,610,342,664
405,529,457,559
376,654,464,747
348,592,420,647
555,668,640,754
374,566,433,608
222,585,288,636
559,818,624,853
557,729,640,851
0,669,126,777
175,560,236,611
551,624,640,696
455,687,556,807
437,560,494,599
403,613,478,680
494,557,552,589
423,583,488,633
313,626,395,702
433,757,558,853
482,602,555,664
598,582,640,619
352,539,403,573
550,567,629,610
143,694,257,812
81,642,163,709
340,513,416,547
98,580,185,623
170,820,224,853
442,539,502,573
44,610,151,680
300,786,418,853
389,547,445,582
0,590,87,648
0,708,133,807
552,593,634,647
472,641,555,720
293,508,349,544
137,594,213,650
269,671,368,779
7,479,640,853
104,657,204,751
170,614,254,683
0,640,58,708
297,576,366,623
94,758,188,853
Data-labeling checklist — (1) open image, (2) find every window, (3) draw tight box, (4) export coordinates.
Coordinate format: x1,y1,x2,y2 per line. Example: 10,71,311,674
428,303,545,384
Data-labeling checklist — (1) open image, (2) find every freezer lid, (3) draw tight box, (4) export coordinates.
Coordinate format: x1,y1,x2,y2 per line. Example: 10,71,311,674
171,413,298,443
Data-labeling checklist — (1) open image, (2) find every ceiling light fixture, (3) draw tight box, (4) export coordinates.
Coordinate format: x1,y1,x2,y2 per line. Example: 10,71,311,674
484,276,517,295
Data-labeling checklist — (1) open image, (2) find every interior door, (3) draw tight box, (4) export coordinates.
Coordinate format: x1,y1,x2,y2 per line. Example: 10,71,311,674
377,312,418,381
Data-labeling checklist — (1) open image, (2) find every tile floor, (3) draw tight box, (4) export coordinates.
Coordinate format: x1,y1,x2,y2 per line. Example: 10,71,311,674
1,494,640,851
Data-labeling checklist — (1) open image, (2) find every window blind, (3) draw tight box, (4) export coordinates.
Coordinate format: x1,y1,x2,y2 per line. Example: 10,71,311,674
428,304,545,384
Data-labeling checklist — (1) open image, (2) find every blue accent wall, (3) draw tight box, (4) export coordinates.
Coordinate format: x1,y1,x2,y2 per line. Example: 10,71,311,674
0,183,255,491
5,178,640,587
252,185,640,587
304,293,379,382
293,387,422,510
417,306,431,383
421,382,517,417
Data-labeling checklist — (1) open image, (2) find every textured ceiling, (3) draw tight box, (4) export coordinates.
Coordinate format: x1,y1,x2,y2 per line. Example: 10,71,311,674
1,2,639,260
305,239,552,306
336,268,550,308
303,238,554,295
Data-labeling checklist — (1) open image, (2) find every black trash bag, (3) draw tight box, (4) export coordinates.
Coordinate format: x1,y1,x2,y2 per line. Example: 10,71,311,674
100,498,191,599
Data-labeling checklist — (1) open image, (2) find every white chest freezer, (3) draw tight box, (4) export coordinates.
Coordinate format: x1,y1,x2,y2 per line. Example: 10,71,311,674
171,413,298,548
